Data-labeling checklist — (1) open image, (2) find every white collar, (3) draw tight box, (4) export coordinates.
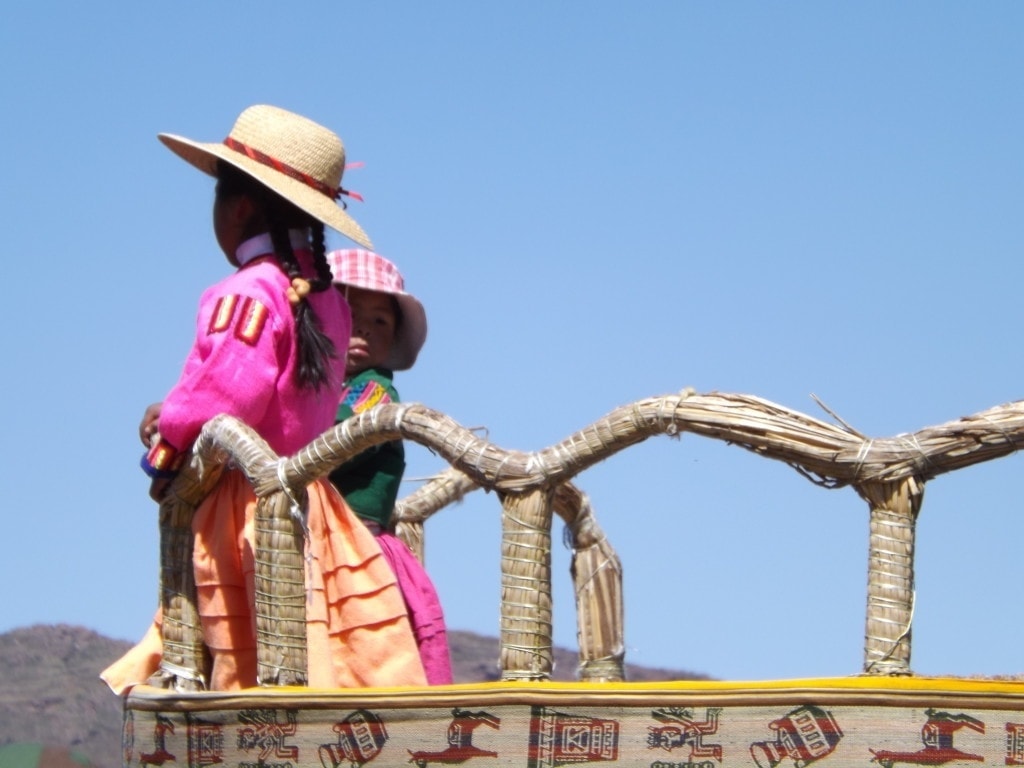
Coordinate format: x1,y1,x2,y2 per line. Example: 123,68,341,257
235,230,311,267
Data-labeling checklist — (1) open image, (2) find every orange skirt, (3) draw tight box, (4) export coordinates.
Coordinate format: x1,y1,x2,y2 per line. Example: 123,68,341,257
102,470,427,693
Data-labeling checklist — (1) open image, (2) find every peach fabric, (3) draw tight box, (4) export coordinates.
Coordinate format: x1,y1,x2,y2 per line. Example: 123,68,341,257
102,470,426,693
101,618,164,693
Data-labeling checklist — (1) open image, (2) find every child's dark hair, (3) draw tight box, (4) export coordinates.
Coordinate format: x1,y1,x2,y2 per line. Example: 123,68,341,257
216,161,338,390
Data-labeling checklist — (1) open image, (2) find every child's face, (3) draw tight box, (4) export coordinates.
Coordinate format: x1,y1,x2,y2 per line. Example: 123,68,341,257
344,286,397,376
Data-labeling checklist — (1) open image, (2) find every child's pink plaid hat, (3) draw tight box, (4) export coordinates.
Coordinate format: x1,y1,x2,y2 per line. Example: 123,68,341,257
326,249,427,371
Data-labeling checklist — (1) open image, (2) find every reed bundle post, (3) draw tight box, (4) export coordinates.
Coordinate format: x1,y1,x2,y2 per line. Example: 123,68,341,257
857,477,923,676
151,451,224,691
253,490,308,685
558,482,625,682
498,488,556,680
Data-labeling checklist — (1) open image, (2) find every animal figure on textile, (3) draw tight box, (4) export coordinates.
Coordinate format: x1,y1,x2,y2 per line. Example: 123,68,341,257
869,709,985,768
407,708,501,767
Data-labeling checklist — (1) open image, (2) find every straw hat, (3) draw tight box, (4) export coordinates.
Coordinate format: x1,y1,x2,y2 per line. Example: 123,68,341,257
326,249,427,371
158,104,372,248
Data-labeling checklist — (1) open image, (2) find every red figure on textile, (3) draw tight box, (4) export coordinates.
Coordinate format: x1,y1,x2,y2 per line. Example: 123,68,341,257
407,708,501,767
140,714,176,767
647,707,723,761
319,710,389,768
870,709,985,768
237,709,299,764
750,705,843,768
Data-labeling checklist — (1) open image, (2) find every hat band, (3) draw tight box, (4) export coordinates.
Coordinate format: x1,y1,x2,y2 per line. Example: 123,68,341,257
224,136,342,200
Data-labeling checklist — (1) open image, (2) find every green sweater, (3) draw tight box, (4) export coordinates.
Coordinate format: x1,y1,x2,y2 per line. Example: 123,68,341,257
327,367,405,528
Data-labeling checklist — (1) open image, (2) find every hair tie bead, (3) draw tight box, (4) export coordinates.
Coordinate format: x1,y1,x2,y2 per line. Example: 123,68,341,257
286,277,312,305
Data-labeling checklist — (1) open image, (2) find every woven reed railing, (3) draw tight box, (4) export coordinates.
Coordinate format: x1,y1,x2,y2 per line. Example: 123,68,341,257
151,390,1024,691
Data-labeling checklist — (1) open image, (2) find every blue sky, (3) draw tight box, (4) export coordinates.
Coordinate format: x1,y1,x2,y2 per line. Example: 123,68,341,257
2,2,1023,682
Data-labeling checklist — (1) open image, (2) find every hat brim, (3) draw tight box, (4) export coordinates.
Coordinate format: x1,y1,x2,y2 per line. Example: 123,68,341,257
388,293,427,371
158,133,373,249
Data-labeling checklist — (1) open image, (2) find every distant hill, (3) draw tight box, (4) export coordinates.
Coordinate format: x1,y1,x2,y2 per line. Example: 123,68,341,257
0,624,707,767
0,625,124,767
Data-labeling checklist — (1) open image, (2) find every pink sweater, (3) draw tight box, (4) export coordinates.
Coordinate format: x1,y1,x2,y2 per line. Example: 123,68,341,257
144,234,351,475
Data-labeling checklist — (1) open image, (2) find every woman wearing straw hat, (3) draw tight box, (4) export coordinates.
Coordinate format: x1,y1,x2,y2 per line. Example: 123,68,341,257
326,248,453,685
102,105,427,692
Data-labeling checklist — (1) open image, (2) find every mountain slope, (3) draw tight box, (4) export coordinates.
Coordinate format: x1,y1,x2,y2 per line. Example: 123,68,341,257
0,624,706,767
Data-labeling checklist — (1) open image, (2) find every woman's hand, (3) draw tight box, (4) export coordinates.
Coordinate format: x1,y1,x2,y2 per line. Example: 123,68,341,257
139,402,162,447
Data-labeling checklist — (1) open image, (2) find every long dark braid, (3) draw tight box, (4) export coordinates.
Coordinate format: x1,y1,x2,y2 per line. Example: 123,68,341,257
217,161,338,390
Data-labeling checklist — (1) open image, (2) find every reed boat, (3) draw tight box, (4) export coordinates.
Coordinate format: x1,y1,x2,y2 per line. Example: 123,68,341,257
121,390,1024,767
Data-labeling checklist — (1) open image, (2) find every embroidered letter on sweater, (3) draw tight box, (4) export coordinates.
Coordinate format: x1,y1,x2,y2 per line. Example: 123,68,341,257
207,295,269,346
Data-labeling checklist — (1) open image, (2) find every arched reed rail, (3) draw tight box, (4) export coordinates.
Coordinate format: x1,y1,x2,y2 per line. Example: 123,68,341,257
152,390,1024,691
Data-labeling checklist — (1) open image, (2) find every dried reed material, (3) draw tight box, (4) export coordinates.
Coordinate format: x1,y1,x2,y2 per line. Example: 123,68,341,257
394,518,426,563
160,392,1024,684
559,483,625,682
193,418,311,683
499,488,555,680
393,468,478,524
265,394,1024,496
150,450,225,691
254,491,308,685
858,478,922,676
392,469,626,681
155,416,303,688
392,469,478,561
191,415,279,481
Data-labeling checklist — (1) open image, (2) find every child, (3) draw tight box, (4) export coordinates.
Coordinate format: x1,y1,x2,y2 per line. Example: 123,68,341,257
102,105,427,692
326,248,453,685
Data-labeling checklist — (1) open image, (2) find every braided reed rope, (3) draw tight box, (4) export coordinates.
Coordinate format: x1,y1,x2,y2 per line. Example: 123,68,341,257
262,394,1024,494
393,468,478,526
393,469,479,562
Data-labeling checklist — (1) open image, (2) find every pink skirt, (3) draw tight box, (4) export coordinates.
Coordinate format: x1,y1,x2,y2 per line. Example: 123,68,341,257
374,531,453,685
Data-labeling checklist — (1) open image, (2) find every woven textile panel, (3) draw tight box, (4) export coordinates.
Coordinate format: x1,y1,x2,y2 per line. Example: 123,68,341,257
124,678,1024,768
